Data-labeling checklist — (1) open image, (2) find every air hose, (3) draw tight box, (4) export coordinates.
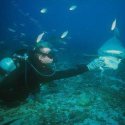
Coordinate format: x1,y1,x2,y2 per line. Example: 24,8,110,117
28,61,56,77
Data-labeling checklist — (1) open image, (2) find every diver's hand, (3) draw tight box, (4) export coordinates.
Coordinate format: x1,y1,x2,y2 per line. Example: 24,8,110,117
87,58,105,71
99,56,121,70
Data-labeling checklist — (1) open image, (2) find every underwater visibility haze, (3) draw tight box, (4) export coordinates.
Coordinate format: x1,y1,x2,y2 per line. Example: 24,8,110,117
0,0,125,125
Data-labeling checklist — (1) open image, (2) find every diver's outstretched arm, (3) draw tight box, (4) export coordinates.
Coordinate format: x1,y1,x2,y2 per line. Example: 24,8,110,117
39,64,89,82
39,57,105,82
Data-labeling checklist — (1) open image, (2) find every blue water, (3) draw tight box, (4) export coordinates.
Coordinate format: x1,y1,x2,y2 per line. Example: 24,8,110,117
0,1,125,124
0,0,125,55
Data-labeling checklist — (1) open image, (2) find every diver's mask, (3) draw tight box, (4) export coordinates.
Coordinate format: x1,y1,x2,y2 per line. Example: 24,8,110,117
30,46,56,76
35,46,53,65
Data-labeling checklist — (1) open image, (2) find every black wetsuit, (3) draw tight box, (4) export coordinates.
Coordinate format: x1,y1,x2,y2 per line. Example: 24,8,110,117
0,49,89,103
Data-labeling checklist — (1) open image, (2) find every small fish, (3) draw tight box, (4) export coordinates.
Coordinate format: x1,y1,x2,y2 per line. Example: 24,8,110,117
29,18,38,23
36,32,45,43
61,30,69,39
111,19,116,31
20,33,26,36
20,23,25,27
69,5,77,11
53,48,58,52
8,28,16,33
40,8,47,14
62,41,67,45
105,50,122,55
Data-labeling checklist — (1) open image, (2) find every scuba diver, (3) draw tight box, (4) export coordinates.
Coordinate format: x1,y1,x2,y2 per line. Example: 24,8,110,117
0,30,123,105
0,19,124,105
0,41,107,105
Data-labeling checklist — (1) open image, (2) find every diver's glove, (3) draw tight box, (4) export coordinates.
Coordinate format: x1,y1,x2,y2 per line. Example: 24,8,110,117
99,56,121,70
87,58,105,71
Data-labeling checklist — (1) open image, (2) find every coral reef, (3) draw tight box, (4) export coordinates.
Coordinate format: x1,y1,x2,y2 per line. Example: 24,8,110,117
0,63,125,125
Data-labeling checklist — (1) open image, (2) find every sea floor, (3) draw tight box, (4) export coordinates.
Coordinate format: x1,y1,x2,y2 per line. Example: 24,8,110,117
0,63,125,125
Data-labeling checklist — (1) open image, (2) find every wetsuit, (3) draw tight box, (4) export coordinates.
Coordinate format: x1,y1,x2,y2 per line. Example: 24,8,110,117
0,49,89,103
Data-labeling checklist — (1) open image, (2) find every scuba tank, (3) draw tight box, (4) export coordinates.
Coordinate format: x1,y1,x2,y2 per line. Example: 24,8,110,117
0,57,16,73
